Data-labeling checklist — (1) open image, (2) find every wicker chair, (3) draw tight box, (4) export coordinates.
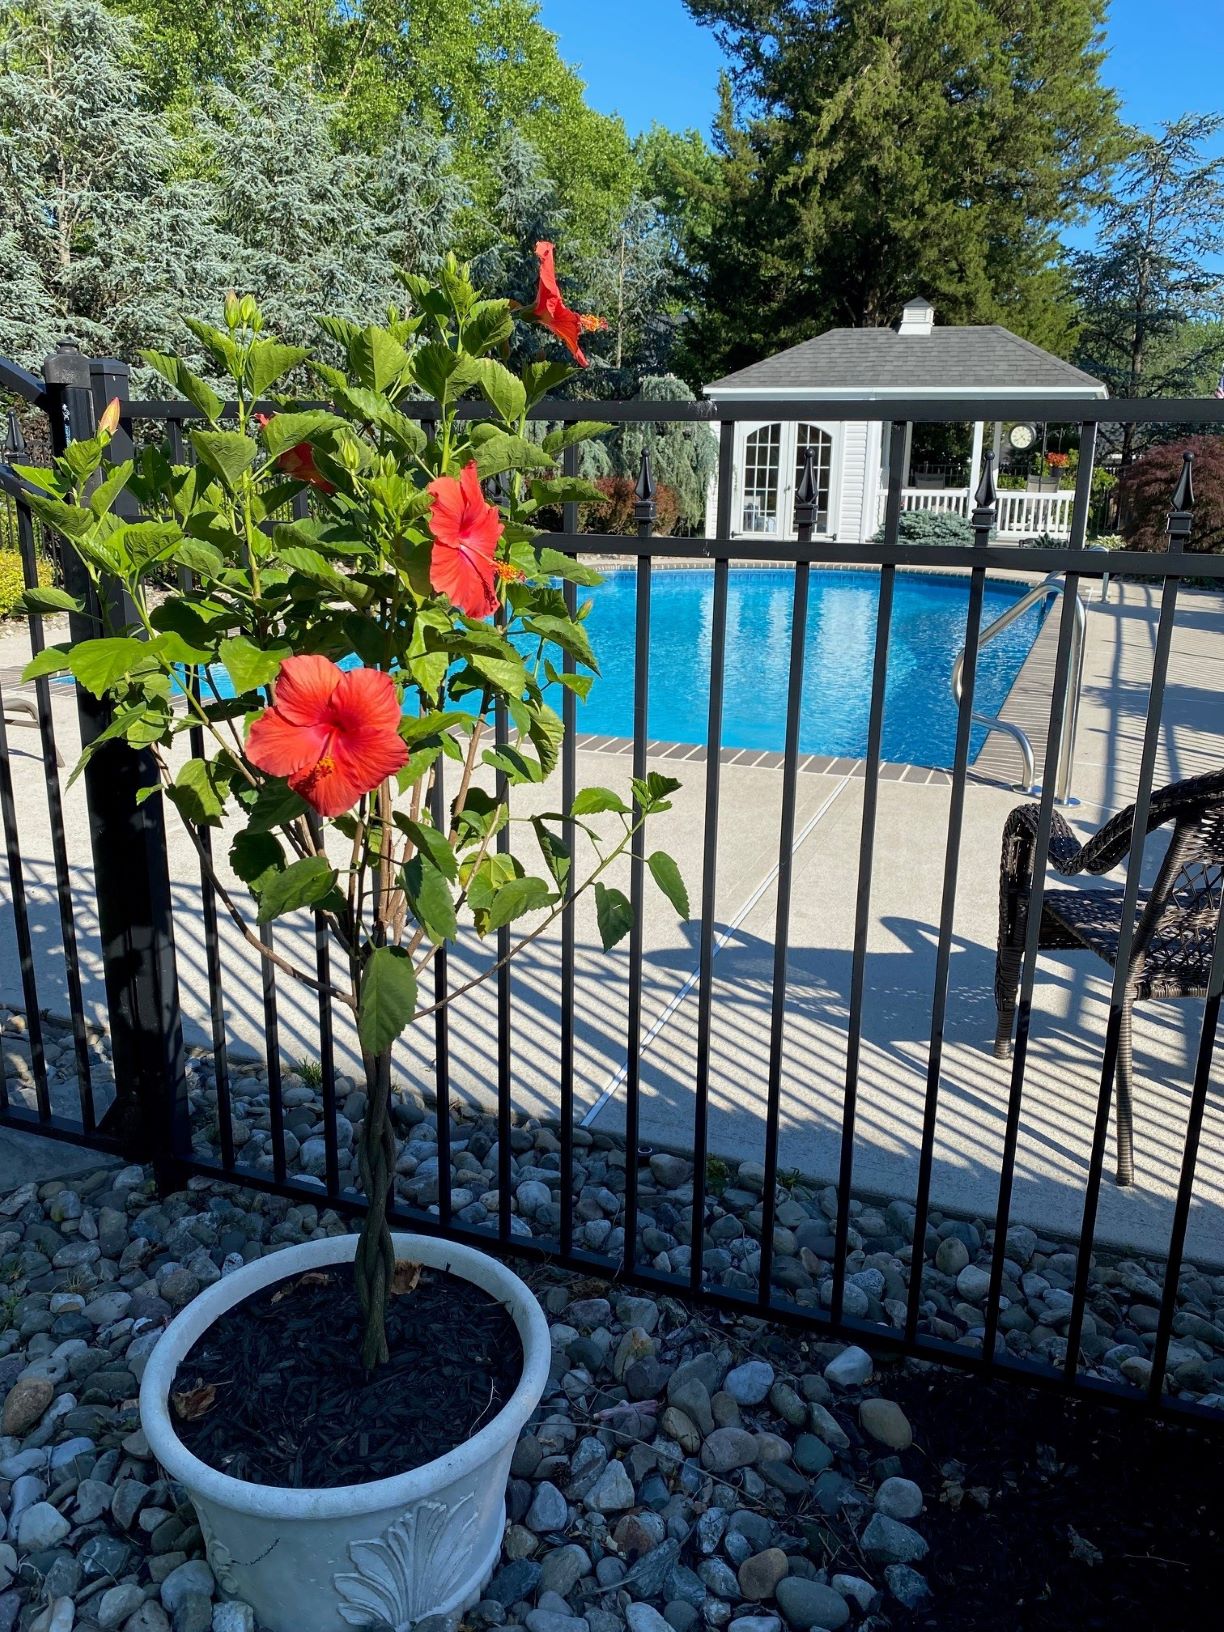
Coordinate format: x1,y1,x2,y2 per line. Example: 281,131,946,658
994,768,1224,1185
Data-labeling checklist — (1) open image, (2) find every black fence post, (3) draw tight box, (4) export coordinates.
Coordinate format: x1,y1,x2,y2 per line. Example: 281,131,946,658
42,343,188,1186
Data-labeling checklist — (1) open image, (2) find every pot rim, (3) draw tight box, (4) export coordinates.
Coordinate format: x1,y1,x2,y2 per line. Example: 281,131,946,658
139,1231,550,1520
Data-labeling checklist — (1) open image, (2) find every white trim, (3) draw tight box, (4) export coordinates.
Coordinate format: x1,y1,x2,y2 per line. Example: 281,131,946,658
704,384,1109,400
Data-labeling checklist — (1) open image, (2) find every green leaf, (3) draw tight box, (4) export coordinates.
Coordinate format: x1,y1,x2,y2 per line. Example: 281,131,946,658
230,831,285,894
571,787,630,816
540,421,613,456
472,357,526,424
166,757,231,827
528,477,604,507
531,818,571,892
633,772,682,813
523,613,599,673
522,360,576,406
68,637,150,697
140,351,223,423
402,856,457,946
467,650,527,696
351,326,414,394
255,855,337,924
190,429,258,493
22,491,97,542
170,539,225,577
486,875,555,931
88,461,132,519
22,644,72,681
594,882,634,951
471,433,554,480
276,543,351,596
648,852,690,918
460,300,514,355
219,635,289,694
358,945,418,1053
527,703,564,777
240,780,308,833
482,745,544,785
396,816,458,880
21,587,83,615
245,341,311,398
544,660,594,701
259,410,347,458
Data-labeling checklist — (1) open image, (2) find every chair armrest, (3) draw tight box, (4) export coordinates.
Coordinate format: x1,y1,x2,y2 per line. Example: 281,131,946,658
1000,801,1085,888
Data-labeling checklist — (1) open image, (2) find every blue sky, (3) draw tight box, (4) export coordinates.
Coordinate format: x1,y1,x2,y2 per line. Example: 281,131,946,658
537,0,1223,145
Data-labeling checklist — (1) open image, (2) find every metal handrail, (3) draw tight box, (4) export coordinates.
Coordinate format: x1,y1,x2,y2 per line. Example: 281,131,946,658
952,572,1087,803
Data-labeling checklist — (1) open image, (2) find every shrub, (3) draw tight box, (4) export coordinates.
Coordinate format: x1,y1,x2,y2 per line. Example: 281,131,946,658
582,475,680,537
0,549,50,617
874,508,975,547
1118,437,1224,554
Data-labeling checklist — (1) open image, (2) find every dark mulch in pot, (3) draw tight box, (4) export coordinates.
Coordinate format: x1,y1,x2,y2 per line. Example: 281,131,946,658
884,1366,1218,1631
169,1261,522,1488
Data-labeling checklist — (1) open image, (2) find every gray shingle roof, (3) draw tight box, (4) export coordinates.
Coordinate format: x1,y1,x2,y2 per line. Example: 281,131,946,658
705,325,1106,394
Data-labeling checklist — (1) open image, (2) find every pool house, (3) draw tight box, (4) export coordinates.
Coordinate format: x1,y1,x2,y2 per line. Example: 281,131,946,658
702,297,1108,543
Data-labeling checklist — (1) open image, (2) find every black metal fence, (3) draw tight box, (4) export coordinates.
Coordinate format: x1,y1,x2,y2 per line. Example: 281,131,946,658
2,344,1223,1424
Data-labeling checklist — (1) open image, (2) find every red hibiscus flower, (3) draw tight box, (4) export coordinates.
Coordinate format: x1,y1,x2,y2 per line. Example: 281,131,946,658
522,241,607,367
427,461,504,619
254,413,335,493
245,655,407,818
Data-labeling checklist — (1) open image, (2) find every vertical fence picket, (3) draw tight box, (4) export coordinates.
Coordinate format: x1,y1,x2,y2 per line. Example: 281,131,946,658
622,451,656,1277
756,447,817,1310
169,418,235,1170
1064,440,1181,1378
559,443,579,1259
688,422,734,1296
829,423,907,1327
981,428,1096,1362
904,444,998,1340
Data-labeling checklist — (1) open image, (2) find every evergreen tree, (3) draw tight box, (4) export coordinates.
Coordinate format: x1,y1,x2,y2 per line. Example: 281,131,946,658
197,58,464,346
680,0,1123,382
1071,115,1224,462
0,0,239,370
616,374,719,531
107,2,637,258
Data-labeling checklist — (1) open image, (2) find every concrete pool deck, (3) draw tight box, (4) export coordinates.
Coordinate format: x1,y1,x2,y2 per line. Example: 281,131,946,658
1,575,1222,1267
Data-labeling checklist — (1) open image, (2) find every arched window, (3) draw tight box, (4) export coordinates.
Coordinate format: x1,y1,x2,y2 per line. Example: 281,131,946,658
737,422,836,537
794,424,833,533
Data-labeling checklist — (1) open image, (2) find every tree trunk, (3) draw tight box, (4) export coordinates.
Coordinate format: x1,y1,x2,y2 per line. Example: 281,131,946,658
354,1046,396,1370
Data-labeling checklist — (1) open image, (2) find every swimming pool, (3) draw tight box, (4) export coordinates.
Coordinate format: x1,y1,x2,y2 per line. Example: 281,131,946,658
563,567,1044,767
148,568,1044,770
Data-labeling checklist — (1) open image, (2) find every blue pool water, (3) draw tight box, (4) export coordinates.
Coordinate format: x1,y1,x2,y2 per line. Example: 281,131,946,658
135,569,1043,770
559,567,1043,767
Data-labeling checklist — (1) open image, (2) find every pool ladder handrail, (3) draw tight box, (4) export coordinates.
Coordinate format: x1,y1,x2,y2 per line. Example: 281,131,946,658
951,572,1087,805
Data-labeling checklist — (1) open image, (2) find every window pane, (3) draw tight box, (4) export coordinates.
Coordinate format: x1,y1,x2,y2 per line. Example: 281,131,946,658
795,424,832,533
741,424,781,534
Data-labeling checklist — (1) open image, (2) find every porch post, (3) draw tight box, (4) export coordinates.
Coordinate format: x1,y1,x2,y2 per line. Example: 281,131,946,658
968,420,985,503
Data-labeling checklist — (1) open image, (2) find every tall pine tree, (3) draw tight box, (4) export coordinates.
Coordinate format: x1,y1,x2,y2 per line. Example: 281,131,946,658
679,0,1122,381
0,0,238,369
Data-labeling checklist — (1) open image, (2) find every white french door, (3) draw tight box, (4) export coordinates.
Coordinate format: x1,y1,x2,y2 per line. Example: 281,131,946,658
736,422,834,539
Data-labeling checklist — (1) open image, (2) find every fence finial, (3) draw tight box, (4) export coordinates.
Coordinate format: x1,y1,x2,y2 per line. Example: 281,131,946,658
634,448,656,526
973,450,997,510
1166,450,1195,549
794,445,819,533
3,406,24,460
1171,450,1195,513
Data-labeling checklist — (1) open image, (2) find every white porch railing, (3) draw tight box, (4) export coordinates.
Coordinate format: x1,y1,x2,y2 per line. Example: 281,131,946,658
891,487,1076,540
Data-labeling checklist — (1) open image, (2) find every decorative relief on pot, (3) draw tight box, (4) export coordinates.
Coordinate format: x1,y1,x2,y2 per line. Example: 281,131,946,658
334,1494,478,1630
195,1509,245,1597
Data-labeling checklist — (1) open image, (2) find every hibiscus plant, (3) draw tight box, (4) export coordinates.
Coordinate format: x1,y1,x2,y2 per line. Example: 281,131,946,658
17,247,687,1370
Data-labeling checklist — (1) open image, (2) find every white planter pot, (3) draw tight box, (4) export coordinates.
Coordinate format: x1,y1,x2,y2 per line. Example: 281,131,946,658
140,1232,550,1632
